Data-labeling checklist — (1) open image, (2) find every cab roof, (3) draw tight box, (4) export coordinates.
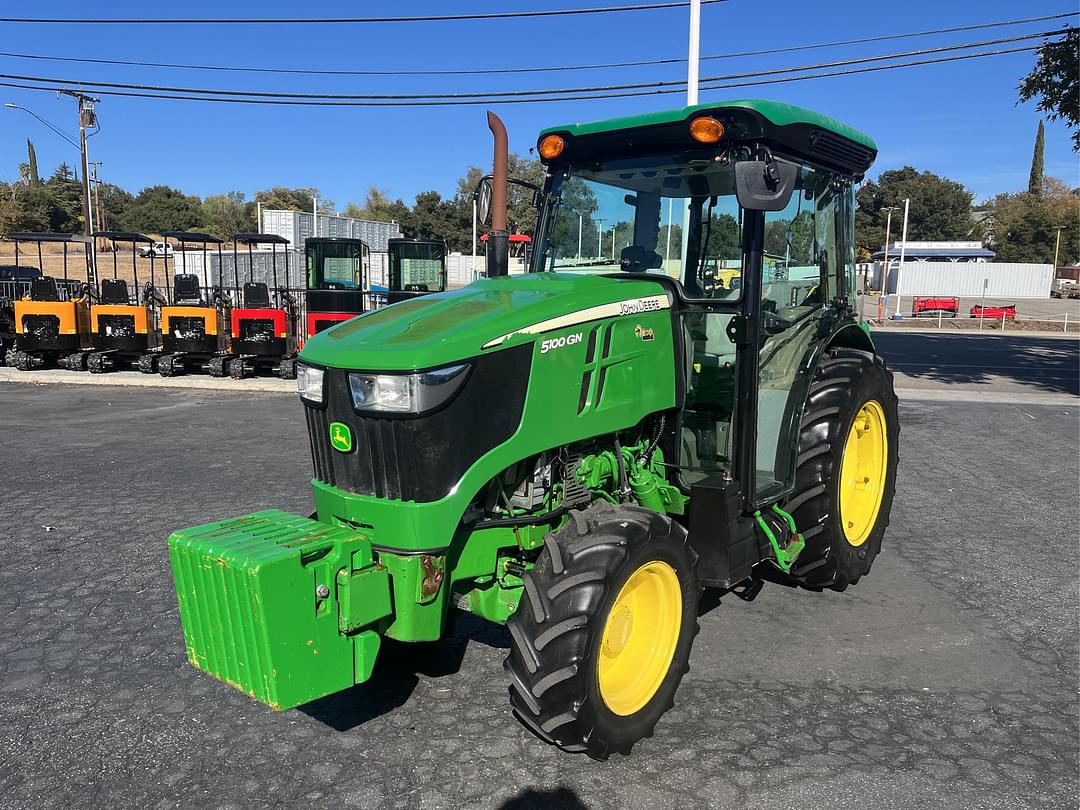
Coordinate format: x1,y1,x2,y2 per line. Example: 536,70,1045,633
538,99,877,177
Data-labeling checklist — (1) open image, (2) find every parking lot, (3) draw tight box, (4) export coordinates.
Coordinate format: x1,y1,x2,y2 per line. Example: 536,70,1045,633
0,333,1077,810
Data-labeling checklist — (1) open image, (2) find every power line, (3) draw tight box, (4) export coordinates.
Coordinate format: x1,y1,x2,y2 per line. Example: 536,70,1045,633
0,1,730,25
0,45,1044,107
0,30,1060,102
0,12,1071,77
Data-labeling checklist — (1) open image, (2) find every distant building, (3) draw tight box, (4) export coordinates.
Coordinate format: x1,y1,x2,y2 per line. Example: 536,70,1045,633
259,209,403,252
872,241,995,263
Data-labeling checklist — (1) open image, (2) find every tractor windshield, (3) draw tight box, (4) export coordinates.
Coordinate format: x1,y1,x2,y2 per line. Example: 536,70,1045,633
538,154,833,304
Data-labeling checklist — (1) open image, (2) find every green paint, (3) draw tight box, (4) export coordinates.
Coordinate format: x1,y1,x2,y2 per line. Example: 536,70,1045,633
753,505,806,573
539,99,877,153
167,510,390,710
329,421,353,453
299,272,674,371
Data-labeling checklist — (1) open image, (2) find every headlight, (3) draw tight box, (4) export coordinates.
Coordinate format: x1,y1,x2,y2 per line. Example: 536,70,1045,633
296,364,324,404
348,364,469,414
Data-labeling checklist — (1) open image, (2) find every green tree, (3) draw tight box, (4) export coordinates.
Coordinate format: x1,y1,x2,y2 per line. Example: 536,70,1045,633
354,186,412,227
989,177,1080,264
252,187,333,214
201,191,255,238
855,166,974,258
1028,120,1045,195
1018,28,1079,151
95,183,134,231
120,185,203,234
26,139,40,187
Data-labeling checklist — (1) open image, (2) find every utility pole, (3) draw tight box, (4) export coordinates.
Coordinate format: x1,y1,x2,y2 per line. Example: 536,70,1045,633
1053,225,1066,268
57,90,99,239
577,213,583,259
595,218,606,258
893,198,910,319
90,161,104,252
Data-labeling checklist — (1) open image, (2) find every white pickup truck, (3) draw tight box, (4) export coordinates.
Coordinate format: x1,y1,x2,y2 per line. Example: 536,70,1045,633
137,242,174,258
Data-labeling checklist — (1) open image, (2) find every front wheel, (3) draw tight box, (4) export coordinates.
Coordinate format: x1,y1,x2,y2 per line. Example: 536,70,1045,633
782,347,899,591
505,502,699,760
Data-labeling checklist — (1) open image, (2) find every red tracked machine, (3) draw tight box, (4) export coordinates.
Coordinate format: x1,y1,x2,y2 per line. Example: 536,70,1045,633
303,236,370,339
227,233,298,379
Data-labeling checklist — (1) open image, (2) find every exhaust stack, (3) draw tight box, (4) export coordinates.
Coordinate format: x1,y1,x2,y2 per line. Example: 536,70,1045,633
486,111,510,278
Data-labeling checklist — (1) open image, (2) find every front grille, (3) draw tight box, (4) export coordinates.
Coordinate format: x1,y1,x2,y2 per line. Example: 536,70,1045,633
303,344,531,503
306,406,336,486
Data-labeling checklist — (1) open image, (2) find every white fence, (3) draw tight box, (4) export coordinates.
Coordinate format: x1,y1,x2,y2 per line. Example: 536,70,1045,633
874,261,1054,298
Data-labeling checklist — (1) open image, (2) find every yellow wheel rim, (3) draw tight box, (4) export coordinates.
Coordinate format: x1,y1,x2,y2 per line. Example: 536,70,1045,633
839,399,888,547
597,560,682,716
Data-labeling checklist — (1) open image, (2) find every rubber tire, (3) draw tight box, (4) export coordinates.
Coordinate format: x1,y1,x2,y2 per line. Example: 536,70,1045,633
782,347,899,592
505,501,700,760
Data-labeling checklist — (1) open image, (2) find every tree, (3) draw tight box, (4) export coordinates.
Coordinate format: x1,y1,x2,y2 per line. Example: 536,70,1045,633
26,139,40,187
201,191,255,238
855,166,974,258
1018,28,1079,151
1028,120,1045,195
354,186,411,226
252,187,333,214
120,185,203,234
989,177,1080,265
95,183,134,231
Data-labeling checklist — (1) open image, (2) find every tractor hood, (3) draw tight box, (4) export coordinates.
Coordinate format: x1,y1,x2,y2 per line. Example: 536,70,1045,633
299,272,671,371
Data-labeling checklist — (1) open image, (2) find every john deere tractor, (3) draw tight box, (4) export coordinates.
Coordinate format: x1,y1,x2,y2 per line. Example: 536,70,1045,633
169,101,898,760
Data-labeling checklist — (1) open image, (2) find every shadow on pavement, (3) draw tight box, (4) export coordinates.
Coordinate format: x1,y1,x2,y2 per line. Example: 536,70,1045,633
299,636,469,731
299,614,509,732
499,787,588,809
874,332,1079,396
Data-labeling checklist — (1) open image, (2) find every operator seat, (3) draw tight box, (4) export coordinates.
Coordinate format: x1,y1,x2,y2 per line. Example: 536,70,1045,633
100,278,130,305
243,282,271,308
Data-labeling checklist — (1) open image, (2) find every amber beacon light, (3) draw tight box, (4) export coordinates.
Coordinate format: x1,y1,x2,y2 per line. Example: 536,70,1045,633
538,134,566,159
689,116,725,143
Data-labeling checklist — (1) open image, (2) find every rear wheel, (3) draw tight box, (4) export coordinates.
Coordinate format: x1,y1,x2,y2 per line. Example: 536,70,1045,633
782,348,899,591
505,502,699,760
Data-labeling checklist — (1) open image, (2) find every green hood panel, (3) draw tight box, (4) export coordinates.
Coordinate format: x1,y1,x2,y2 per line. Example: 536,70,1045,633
299,272,671,371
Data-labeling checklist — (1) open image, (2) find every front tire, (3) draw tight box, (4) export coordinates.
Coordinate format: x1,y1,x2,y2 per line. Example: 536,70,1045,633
505,502,699,760
782,347,899,591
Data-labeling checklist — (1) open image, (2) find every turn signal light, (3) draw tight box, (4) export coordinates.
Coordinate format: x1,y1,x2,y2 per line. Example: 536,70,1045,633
538,134,566,159
689,116,725,143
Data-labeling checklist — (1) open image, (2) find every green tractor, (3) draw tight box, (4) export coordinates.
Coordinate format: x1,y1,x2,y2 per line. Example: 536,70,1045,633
168,100,898,760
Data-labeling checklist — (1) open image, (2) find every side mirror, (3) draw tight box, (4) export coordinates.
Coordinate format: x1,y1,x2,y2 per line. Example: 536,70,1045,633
475,177,493,226
619,245,662,273
734,160,797,212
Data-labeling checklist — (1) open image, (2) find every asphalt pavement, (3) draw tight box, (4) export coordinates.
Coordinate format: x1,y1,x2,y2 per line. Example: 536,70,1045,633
873,330,1079,402
0,349,1077,809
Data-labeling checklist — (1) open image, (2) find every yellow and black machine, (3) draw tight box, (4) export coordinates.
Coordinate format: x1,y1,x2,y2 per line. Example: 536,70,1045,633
4,231,93,371
157,232,231,377
87,231,166,374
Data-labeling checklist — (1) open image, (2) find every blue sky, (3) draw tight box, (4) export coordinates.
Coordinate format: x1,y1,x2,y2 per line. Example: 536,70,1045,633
0,1,1076,209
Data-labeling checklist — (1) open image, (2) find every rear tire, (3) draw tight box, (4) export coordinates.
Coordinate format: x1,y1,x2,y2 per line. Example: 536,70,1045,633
505,502,699,760
782,348,899,591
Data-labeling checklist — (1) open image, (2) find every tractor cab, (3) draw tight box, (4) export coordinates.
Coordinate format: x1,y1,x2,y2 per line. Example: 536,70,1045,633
169,101,899,761
228,233,298,379
86,231,165,373
4,231,93,371
304,236,370,338
158,232,230,377
387,238,447,304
